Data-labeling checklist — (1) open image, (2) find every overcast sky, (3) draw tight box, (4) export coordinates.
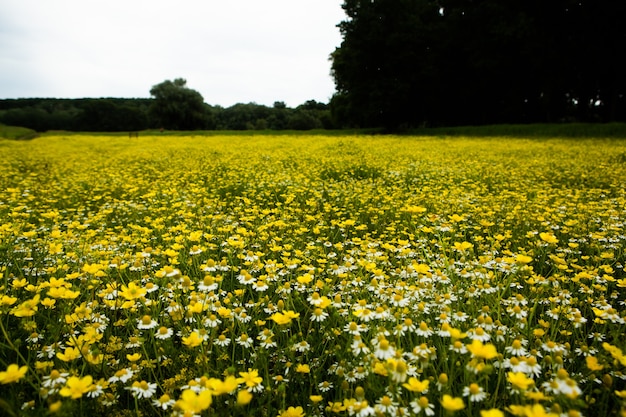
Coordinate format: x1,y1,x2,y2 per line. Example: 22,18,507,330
0,0,345,107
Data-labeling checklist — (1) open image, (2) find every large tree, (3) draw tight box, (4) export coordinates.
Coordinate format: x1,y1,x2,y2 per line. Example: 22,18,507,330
149,78,209,130
330,0,626,128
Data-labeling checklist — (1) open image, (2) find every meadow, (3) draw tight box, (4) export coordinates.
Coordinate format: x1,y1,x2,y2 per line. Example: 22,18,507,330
1,133,625,417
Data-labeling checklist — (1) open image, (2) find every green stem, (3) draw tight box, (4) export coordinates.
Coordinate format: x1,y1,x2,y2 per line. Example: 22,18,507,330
0,315,42,390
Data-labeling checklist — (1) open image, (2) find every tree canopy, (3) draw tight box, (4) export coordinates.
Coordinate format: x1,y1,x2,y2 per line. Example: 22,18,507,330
149,78,211,130
330,0,626,128
0,97,332,132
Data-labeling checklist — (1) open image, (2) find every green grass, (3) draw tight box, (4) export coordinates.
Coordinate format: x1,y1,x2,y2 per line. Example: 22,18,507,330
35,123,626,139
0,124,39,140
406,123,626,138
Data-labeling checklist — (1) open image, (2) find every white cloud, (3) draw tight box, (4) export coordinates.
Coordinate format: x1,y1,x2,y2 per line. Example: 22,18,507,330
0,0,345,106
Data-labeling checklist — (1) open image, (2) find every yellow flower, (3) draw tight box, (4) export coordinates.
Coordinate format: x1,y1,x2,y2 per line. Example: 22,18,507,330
373,361,388,376
402,377,429,393
238,369,263,388
586,355,604,371
59,375,93,399
515,254,533,264
524,391,552,401
208,376,239,395
467,339,498,360
182,331,204,347
448,327,467,340
454,241,473,251
279,406,305,417
49,400,63,413
297,274,313,285
603,343,626,366
0,364,28,384
49,242,63,254
404,205,427,214
296,364,311,374
0,295,18,306
539,232,558,244
119,281,146,300
11,278,28,288
480,409,504,417
441,395,465,412
10,294,40,317
270,310,300,325
56,347,82,362
82,263,105,275
508,404,558,417
175,389,212,414
126,353,141,362
507,372,534,391
310,395,323,403
237,390,253,406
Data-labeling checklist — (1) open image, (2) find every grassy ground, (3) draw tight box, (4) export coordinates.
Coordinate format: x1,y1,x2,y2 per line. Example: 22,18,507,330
0,124,38,140
406,123,626,138
16,122,626,139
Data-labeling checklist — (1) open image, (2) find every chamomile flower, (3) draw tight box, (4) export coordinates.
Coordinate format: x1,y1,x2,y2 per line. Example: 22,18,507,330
467,327,491,342
137,315,158,330
450,340,468,354
375,395,398,414
153,394,175,410
203,314,222,328
416,321,434,337
214,333,231,347
541,340,567,355
108,368,134,384
42,369,68,389
351,336,371,356
155,326,173,340
293,341,311,353
462,383,487,402
318,381,333,392
252,279,269,292
541,369,582,398
451,311,469,323
198,276,219,292
505,339,528,356
410,396,435,416
86,378,107,398
236,333,254,348
126,380,157,399
125,335,142,348
310,308,329,322
374,339,396,360
344,321,367,335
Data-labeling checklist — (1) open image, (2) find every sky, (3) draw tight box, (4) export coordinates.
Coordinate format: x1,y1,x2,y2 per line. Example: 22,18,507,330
0,0,346,107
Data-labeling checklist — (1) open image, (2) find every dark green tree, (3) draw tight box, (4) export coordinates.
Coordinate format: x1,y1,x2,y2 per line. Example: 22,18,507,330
331,0,441,128
330,0,626,128
77,99,148,131
217,103,272,130
149,78,209,130
267,101,289,130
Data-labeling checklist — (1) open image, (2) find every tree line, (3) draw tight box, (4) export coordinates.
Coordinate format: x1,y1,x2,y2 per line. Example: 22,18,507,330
329,0,626,128
4,1,625,132
0,79,333,132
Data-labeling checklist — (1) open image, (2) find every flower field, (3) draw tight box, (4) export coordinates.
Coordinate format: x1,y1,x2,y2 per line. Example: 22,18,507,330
1,134,626,417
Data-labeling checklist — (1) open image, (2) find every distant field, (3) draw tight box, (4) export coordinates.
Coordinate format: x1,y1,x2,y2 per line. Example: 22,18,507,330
1,134,625,416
